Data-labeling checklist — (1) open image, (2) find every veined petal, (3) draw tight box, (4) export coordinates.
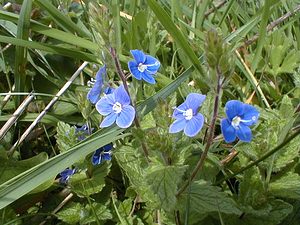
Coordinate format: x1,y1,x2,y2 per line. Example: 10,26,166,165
96,97,113,116
172,102,188,118
114,85,131,105
169,118,186,133
103,143,113,151
241,104,259,126
144,55,160,73
128,61,143,80
100,113,117,128
221,118,237,143
236,124,252,142
225,100,244,121
185,93,206,113
87,82,102,104
95,65,106,82
130,49,146,63
102,152,112,161
184,113,204,137
116,105,135,128
142,72,156,84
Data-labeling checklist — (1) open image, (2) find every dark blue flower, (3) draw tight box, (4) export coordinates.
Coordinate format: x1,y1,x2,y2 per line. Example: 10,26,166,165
92,143,113,165
59,168,76,184
87,65,106,104
75,124,94,141
96,85,135,128
169,93,206,137
221,100,259,143
128,50,160,84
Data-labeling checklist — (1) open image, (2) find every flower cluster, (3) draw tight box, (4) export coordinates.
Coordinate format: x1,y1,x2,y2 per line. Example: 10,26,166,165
87,49,259,145
92,143,113,165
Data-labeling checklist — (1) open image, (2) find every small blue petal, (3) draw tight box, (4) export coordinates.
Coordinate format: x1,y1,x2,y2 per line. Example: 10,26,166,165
225,100,244,121
185,93,206,114
92,150,102,165
102,152,112,161
59,168,76,184
87,66,106,104
142,72,156,84
169,118,186,133
104,87,114,95
102,143,113,151
144,55,160,73
221,118,237,143
116,105,135,128
128,61,143,80
184,113,204,137
241,104,259,126
100,113,118,128
130,50,146,63
96,97,113,116
114,85,131,105
236,124,252,142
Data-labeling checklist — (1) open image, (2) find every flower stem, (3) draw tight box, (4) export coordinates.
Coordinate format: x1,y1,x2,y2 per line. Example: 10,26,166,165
109,47,150,160
176,67,222,197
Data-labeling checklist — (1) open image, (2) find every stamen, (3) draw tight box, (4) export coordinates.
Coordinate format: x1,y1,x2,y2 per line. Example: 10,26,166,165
183,108,193,120
112,102,122,114
138,63,147,72
231,116,241,129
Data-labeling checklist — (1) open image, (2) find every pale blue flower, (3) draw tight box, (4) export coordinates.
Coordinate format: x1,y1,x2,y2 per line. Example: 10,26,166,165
169,93,206,137
96,85,135,128
87,65,106,104
92,143,113,165
221,100,259,143
128,50,160,84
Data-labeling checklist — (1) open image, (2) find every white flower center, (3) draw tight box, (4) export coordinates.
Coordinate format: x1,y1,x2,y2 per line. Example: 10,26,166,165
231,116,241,129
112,102,122,114
183,108,193,120
138,63,147,72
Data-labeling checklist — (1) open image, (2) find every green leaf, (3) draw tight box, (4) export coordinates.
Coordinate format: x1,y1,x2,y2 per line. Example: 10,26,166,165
56,202,82,224
82,203,112,224
269,173,300,199
178,180,242,224
69,163,111,197
14,0,32,105
146,163,187,212
56,121,78,153
34,0,90,38
147,0,205,77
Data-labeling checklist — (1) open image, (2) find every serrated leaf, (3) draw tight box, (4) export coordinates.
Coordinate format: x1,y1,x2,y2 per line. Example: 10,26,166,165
279,95,294,119
224,199,292,225
178,180,242,224
269,173,300,199
69,163,110,197
82,203,112,224
56,202,83,224
56,121,78,153
238,167,266,207
146,164,187,212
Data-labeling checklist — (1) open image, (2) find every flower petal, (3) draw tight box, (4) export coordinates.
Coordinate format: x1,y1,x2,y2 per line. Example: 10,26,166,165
100,113,117,128
144,55,160,73
87,82,102,104
130,49,146,63
142,72,156,84
114,85,131,105
95,65,106,82
103,143,113,151
184,113,204,137
241,104,259,126
96,97,113,116
225,100,244,121
185,93,206,113
128,61,143,80
102,152,112,161
236,124,252,142
116,105,135,128
169,118,186,133
92,149,102,165
221,118,237,143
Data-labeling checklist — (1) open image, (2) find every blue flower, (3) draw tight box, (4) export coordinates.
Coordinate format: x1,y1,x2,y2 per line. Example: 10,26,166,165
221,100,259,143
96,85,135,128
92,143,113,165
87,65,106,104
169,93,206,137
59,168,76,184
128,49,160,84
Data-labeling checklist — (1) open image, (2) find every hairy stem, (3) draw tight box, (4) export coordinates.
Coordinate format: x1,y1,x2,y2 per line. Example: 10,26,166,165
177,68,222,197
110,47,150,160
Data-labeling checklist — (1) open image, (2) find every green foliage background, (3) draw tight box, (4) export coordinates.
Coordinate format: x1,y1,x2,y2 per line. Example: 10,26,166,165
0,0,299,224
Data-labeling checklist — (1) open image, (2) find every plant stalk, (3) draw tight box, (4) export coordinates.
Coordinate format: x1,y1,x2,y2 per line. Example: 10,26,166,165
177,67,222,197
110,47,150,160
